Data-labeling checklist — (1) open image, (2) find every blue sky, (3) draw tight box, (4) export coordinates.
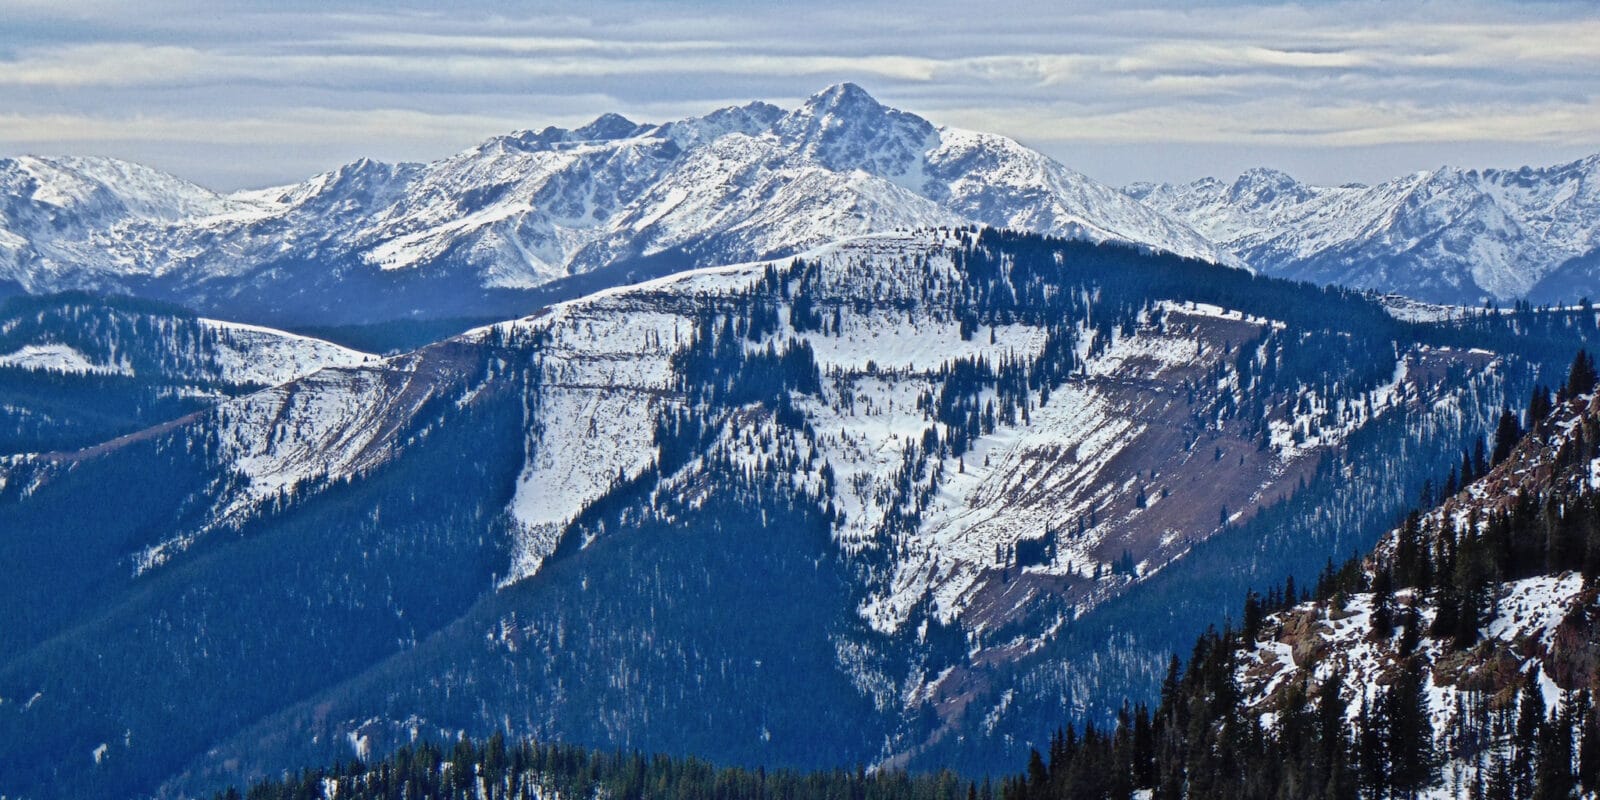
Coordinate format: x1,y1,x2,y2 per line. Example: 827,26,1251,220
1,0,1597,190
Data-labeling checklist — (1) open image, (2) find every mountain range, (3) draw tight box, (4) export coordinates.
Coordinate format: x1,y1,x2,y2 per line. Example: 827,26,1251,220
4,84,1600,330
1129,157,1600,305
0,84,1225,328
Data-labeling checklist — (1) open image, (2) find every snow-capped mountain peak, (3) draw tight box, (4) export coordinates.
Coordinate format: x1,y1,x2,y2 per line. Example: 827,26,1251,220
772,82,938,180
570,112,648,142
655,100,783,149
1225,167,1314,206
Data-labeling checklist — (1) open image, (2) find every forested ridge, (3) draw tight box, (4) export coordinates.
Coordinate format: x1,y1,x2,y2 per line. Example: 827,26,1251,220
998,351,1600,800
215,735,976,800
9,230,1600,799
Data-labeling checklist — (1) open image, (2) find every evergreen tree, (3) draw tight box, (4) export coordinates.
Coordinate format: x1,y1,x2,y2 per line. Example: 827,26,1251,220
1315,676,1356,800
1533,697,1576,800
1385,655,1439,799
1491,408,1522,466
1358,693,1390,800
1564,349,1598,400
1516,673,1548,799
1580,690,1600,794
1529,385,1554,432
1370,568,1395,641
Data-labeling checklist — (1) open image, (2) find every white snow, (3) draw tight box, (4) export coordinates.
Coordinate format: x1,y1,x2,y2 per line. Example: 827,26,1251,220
0,343,128,375
197,318,373,386
1239,571,1589,798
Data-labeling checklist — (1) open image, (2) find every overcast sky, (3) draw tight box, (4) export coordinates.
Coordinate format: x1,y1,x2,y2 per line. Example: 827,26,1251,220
2,0,1597,191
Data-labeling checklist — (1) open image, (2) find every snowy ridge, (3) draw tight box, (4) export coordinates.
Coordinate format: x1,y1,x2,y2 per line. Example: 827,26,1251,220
194,318,374,387
0,343,129,375
494,265,770,581
443,231,1495,651
0,298,373,389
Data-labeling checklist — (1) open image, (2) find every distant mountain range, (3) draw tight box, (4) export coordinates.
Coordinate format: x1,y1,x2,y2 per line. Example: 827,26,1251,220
1128,157,1600,305
7,84,1598,326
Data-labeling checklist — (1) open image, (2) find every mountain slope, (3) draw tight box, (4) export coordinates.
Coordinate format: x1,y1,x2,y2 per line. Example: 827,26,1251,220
1230,377,1600,797
1128,155,1600,305
0,293,373,454
0,85,1228,327
0,229,1546,800
962,363,1600,800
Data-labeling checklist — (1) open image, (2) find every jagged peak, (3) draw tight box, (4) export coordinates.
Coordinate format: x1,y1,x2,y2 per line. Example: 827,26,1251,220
1231,166,1301,189
700,100,784,127
800,82,883,115
323,156,403,184
271,156,412,209
493,125,570,152
1226,167,1311,205
1123,176,1222,200
654,101,784,149
1478,152,1600,188
1119,180,1164,199
771,83,936,177
571,112,647,142
779,82,924,135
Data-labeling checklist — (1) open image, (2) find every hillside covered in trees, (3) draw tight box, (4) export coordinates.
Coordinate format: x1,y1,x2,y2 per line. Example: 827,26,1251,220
7,230,1600,800
1005,351,1600,799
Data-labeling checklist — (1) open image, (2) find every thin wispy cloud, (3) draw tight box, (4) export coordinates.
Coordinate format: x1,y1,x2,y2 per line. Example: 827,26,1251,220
0,0,1594,189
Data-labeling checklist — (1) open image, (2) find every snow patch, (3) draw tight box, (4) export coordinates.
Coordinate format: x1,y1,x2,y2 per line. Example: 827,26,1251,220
0,343,129,375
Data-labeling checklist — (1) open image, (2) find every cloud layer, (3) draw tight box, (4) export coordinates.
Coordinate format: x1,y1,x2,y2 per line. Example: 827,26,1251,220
1,0,1595,189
